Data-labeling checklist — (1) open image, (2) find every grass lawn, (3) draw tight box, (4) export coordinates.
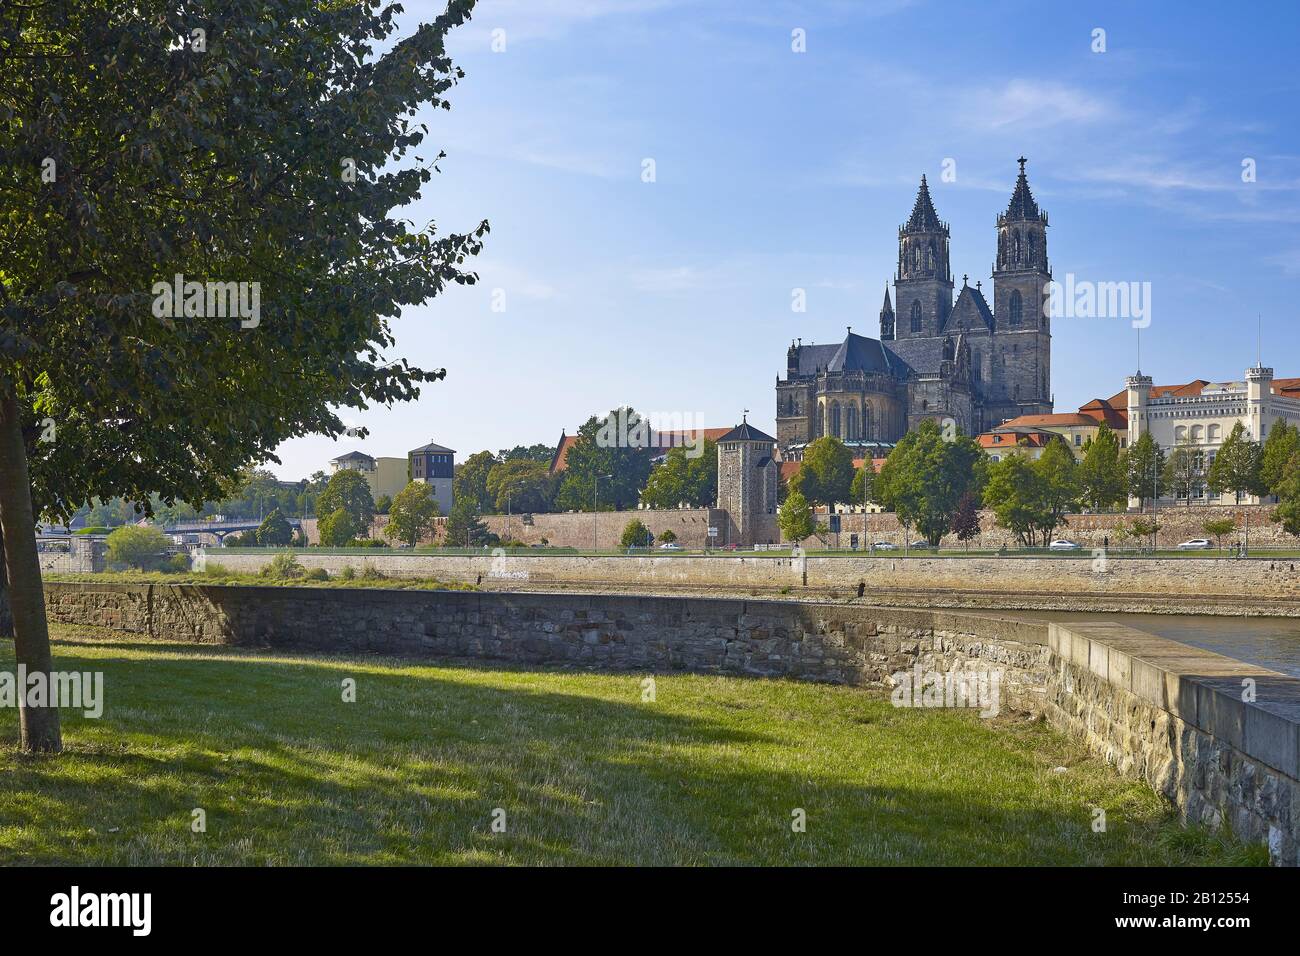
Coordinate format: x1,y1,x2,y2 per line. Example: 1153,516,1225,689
0,624,1265,866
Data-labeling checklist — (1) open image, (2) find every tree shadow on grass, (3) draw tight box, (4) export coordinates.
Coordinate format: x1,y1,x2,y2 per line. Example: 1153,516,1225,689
0,643,1262,867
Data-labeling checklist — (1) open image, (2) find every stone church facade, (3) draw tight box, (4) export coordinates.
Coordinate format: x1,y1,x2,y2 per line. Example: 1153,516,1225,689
776,159,1053,459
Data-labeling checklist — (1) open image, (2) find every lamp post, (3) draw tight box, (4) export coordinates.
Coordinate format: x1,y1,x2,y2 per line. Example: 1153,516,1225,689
593,474,612,553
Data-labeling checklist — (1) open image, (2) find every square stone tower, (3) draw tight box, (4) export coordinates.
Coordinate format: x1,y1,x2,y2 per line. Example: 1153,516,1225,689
716,418,778,547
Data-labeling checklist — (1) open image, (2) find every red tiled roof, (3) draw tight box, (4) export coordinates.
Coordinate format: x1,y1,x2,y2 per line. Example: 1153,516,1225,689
995,413,1098,429
549,427,732,474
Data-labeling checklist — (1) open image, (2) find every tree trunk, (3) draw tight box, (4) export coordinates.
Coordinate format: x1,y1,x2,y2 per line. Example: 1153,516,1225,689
0,386,62,752
0,529,12,637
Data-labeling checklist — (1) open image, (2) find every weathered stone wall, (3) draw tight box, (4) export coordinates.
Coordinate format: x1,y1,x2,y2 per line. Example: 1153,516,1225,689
189,550,1300,615
316,503,1300,551
1044,622,1300,865
40,583,1300,864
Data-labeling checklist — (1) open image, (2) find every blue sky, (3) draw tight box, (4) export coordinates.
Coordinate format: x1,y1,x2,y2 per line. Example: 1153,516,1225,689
270,0,1300,480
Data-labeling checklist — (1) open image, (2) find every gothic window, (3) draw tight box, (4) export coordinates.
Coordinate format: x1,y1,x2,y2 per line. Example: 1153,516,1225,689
831,403,841,438
1027,232,1036,266
845,405,857,440
815,404,824,436
927,241,937,272
910,300,922,333
1013,232,1022,263
1009,290,1023,327
863,403,873,438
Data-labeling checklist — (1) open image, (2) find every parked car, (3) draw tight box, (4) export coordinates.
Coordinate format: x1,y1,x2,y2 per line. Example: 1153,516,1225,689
1177,538,1213,550
908,539,930,549
659,542,682,551
1048,539,1081,551
871,541,897,551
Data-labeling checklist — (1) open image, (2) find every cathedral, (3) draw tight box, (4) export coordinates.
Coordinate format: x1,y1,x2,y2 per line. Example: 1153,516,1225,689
776,159,1053,460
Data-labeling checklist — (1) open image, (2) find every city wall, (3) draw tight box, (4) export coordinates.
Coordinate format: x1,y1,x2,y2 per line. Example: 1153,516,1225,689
318,504,1300,551
190,550,1300,615
41,582,1300,864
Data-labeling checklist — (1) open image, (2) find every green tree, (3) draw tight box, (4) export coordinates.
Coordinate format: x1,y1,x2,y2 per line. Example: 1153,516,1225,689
105,525,172,570
982,453,1046,548
445,498,495,548
385,481,440,547
1202,517,1237,552
658,529,677,544
454,451,498,514
790,436,855,507
641,440,718,509
486,459,555,514
318,508,357,547
553,408,654,513
1077,422,1126,511
1271,451,1300,535
375,495,392,515
0,0,486,753
317,470,375,537
619,519,653,549
1035,438,1082,542
498,443,556,463
255,508,293,546
1260,420,1299,496
1206,422,1263,503
1125,432,1166,509
875,420,986,546
777,489,816,543
1163,439,1203,506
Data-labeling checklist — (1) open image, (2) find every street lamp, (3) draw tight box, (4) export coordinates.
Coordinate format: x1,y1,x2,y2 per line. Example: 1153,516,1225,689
593,474,612,552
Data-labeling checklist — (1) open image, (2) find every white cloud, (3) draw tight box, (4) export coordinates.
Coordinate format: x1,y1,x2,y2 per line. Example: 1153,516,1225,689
961,80,1114,130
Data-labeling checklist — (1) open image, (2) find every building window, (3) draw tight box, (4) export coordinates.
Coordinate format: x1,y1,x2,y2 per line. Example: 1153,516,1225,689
1009,290,1022,327
1074,434,1081,446
910,300,922,333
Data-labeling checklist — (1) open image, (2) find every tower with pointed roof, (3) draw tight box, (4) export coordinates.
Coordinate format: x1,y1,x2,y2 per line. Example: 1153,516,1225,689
894,175,953,340
715,416,779,546
988,157,1052,421
775,158,1054,460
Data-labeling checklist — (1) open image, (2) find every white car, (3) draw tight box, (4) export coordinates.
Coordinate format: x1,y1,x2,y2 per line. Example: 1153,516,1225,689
871,541,897,551
659,542,682,551
1048,539,1081,551
1177,538,1213,551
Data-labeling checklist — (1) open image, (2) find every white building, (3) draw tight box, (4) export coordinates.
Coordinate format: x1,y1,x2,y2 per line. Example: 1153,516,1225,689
1125,365,1300,505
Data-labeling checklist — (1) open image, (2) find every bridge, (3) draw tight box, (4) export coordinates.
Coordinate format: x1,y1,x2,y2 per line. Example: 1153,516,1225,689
165,517,303,543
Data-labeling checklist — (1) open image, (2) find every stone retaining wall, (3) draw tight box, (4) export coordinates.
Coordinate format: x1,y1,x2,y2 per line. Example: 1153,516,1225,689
40,582,1300,864
191,550,1300,612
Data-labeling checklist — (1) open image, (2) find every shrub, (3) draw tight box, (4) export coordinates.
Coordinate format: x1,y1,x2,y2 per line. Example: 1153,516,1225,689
658,529,677,544
359,562,385,580
203,562,231,579
255,508,293,546
318,507,357,547
75,526,112,536
166,553,191,573
338,565,357,580
105,525,172,570
620,519,653,549
346,538,389,548
304,567,329,581
260,551,305,580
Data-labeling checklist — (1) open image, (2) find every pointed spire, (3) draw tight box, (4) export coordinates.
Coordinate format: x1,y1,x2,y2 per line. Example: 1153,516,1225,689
880,285,893,314
1004,157,1042,221
904,174,943,232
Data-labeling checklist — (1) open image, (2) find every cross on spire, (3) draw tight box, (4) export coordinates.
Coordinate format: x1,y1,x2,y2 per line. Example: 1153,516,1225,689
1017,155,1027,172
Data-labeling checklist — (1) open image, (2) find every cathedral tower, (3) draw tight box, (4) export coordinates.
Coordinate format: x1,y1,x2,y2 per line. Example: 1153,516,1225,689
893,176,953,339
989,157,1051,419
879,286,895,340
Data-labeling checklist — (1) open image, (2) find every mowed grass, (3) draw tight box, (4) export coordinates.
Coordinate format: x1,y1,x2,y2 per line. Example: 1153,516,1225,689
0,625,1264,866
